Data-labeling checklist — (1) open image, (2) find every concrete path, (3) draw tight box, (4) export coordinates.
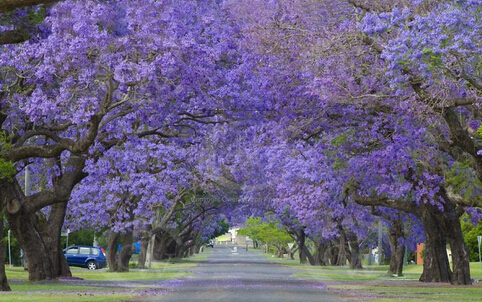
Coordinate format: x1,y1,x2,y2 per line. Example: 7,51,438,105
152,245,343,302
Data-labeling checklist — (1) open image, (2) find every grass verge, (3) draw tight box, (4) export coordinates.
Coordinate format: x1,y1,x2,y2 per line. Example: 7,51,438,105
266,252,482,302
0,250,209,301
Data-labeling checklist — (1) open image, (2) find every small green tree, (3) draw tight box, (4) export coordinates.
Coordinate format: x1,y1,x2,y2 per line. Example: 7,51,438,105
238,218,292,257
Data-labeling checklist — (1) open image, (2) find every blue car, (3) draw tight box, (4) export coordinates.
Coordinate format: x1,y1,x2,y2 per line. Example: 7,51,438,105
64,245,107,270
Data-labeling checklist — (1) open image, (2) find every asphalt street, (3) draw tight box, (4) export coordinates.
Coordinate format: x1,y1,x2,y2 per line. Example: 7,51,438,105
152,245,343,302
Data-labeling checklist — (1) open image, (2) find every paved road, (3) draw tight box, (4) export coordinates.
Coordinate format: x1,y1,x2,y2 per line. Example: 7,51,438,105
152,245,343,302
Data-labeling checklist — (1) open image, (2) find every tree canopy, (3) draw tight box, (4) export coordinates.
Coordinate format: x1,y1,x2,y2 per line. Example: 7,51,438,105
0,0,481,289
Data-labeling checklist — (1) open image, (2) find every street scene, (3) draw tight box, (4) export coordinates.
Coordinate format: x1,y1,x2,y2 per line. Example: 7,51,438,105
1,0,482,301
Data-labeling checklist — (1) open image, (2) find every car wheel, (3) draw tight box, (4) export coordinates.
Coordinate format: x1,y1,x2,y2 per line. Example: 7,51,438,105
87,261,97,270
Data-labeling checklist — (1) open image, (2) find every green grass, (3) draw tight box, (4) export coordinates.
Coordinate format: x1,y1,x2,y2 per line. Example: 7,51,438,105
5,265,192,281
0,251,210,301
215,234,231,242
5,253,204,281
326,283,482,302
9,282,125,292
278,259,482,302
74,269,190,281
0,293,137,302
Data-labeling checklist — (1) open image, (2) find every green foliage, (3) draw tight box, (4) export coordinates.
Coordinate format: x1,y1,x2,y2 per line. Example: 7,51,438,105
237,217,262,239
61,229,107,248
0,132,15,181
0,159,15,181
422,47,443,68
461,216,482,262
331,132,350,146
238,217,292,249
446,161,482,202
28,7,47,25
3,225,21,266
210,219,229,239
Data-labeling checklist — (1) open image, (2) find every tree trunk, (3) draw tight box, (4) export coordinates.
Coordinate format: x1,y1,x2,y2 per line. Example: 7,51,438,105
8,212,55,281
419,209,452,283
145,234,156,269
303,245,316,265
176,236,197,258
195,243,202,254
325,242,335,265
0,213,10,291
42,202,71,278
418,191,471,285
154,232,170,260
335,227,347,266
137,232,149,268
297,228,308,264
347,231,363,269
107,231,120,272
312,240,328,266
388,219,404,276
6,203,72,281
117,230,134,272
290,246,298,260
330,244,338,265
442,194,471,285
395,244,405,276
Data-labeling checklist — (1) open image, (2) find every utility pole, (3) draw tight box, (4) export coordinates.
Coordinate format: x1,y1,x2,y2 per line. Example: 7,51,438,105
24,166,31,270
25,165,31,196
7,230,11,267
478,236,481,269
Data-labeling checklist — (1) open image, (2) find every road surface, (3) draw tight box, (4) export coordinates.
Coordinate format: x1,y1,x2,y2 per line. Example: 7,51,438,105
151,245,343,302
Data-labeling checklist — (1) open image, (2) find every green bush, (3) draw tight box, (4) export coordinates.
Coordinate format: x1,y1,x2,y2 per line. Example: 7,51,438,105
461,218,482,262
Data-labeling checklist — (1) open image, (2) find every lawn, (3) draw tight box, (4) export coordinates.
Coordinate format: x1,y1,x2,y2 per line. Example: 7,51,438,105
272,257,482,302
0,251,209,302
215,234,232,242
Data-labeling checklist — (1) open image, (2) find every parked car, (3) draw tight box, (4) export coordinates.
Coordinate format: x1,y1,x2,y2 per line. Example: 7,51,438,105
206,240,214,248
64,245,107,270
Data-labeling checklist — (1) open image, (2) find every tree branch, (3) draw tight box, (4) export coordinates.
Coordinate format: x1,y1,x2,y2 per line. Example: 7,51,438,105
0,0,59,13
346,0,394,13
343,180,418,214
0,29,27,45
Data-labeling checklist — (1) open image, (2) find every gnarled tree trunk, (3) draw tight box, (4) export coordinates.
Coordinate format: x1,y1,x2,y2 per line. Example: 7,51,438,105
442,192,471,285
0,212,10,291
2,180,71,281
41,202,71,278
107,230,135,272
8,212,54,281
154,232,171,260
419,192,471,285
107,231,120,272
117,230,134,272
7,204,71,281
419,208,452,283
350,182,471,284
